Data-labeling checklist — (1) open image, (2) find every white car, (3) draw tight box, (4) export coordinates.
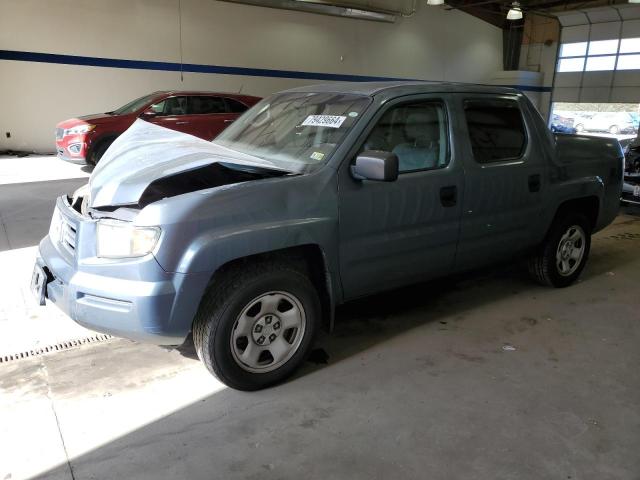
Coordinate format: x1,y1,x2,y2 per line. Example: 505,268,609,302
575,112,637,135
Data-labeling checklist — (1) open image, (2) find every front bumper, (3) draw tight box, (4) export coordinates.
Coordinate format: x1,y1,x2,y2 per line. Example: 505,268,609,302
36,197,210,345
56,149,87,164
55,135,88,164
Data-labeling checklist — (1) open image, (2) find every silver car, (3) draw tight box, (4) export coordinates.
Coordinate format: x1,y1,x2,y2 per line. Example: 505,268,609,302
575,112,637,135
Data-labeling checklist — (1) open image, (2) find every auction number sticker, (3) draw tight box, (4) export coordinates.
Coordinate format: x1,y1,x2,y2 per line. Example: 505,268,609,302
302,115,346,129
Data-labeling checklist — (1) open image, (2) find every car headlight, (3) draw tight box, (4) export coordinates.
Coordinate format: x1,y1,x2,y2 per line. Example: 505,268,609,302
96,220,161,258
64,124,96,136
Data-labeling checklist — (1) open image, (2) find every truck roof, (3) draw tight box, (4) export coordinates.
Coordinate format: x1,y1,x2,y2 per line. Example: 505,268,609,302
285,81,521,98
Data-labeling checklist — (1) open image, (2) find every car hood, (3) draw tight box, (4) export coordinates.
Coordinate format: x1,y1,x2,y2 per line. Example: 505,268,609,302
88,119,287,208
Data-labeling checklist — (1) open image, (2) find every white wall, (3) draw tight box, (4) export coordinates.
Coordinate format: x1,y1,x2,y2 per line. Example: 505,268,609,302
0,0,503,152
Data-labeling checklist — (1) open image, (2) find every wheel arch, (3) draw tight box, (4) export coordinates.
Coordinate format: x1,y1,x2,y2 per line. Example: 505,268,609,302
552,196,600,232
199,244,336,333
88,133,119,164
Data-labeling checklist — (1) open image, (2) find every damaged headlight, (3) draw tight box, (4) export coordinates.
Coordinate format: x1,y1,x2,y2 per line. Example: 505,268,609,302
96,220,160,258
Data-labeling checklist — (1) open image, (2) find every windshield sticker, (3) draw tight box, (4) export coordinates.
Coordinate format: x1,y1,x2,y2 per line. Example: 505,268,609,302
310,151,325,161
302,115,347,129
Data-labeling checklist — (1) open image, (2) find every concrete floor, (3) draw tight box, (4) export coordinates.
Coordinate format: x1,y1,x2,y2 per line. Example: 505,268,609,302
0,156,98,359
1,156,639,480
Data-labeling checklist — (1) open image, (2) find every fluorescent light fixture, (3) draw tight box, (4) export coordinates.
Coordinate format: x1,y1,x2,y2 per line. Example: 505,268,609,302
343,7,396,21
630,0,640,4
506,1,523,20
427,0,445,5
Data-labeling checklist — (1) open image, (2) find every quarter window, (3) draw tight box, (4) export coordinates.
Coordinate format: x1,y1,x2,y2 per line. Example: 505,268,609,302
361,101,449,173
463,100,526,164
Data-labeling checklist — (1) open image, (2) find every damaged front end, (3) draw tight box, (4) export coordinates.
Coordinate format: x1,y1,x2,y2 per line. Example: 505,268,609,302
87,119,292,210
62,120,293,261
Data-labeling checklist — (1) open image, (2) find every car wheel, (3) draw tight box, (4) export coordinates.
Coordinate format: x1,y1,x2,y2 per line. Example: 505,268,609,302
528,213,591,288
575,124,584,133
609,125,619,135
88,140,112,166
192,262,321,391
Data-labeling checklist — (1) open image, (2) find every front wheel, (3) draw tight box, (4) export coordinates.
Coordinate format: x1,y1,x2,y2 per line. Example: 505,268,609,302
88,140,112,166
609,125,620,135
192,262,321,391
575,124,584,133
528,213,591,288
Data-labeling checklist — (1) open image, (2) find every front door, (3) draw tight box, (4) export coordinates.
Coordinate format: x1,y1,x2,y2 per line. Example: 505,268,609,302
338,96,464,300
148,96,193,135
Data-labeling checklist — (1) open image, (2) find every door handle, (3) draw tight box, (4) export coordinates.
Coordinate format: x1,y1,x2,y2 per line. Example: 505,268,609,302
528,174,541,193
175,121,189,125
224,119,235,124
440,185,457,207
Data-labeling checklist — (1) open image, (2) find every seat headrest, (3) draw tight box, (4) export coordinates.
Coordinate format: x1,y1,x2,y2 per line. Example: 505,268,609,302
405,110,439,142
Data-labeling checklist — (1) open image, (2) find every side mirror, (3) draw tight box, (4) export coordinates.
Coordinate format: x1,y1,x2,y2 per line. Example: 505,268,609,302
351,150,399,182
140,109,158,119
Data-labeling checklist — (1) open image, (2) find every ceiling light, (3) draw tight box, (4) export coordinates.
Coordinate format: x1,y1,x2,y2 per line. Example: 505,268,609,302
427,0,445,5
629,0,640,4
506,1,523,20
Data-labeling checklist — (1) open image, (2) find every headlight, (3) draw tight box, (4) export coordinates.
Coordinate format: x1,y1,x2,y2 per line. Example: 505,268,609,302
64,124,96,136
72,184,90,204
96,220,160,258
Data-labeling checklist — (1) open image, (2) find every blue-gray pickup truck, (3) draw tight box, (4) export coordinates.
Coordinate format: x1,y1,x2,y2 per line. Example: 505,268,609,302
33,82,623,390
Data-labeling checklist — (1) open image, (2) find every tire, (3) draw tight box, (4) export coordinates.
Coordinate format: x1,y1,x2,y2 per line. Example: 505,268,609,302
575,124,584,133
88,139,112,166
609,125,619,135
192,262,321,391
528,212,591,288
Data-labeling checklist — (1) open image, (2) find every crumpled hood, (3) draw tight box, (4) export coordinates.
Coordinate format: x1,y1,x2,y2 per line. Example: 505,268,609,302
89,119,284,208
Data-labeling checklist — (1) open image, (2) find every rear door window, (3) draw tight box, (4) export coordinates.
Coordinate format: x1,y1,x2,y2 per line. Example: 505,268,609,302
188,96,227,115
225,98,249,113
463,99,526,163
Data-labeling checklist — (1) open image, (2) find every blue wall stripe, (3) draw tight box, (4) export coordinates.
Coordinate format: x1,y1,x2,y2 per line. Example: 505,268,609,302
0,49,553,93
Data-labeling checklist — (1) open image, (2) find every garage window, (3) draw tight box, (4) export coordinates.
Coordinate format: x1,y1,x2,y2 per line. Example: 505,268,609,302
557,37,640,72
463,100,526,164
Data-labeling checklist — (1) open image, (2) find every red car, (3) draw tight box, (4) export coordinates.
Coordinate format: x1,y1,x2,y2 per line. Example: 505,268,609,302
55,91,261,165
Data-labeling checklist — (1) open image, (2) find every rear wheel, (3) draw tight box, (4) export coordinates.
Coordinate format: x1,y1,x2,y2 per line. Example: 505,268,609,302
192,262,320,391
528,213,591,288
575,123,584,133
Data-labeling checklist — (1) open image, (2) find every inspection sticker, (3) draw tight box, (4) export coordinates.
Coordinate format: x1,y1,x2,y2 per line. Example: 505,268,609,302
302,115,346,129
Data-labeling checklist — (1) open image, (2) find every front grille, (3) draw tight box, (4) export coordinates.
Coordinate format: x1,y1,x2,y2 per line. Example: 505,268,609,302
60,219,77,255
55,128,64,140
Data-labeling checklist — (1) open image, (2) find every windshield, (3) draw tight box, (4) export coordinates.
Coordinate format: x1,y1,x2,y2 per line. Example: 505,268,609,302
112,93,160,115
214,92,371,172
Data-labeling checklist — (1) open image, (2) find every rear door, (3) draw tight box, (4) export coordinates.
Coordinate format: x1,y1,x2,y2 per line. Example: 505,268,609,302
187,96,231,140
454,95,546,271
337,95,464,299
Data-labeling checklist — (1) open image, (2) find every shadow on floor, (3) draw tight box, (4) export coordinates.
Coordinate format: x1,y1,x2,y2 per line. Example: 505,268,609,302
32,215,640,480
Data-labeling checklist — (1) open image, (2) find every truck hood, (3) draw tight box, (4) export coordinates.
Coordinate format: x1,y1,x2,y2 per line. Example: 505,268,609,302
88,119,288,208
